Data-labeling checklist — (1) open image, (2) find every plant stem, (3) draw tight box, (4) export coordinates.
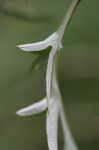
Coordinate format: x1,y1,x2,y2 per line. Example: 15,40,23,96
58,0,82,41
53,52,78,150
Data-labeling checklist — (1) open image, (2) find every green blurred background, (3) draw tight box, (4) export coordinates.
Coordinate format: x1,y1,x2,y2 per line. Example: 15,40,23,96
0,0,99,149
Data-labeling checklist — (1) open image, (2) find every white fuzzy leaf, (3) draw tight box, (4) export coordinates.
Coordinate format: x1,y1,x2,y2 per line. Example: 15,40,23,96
60,110,78,150
17,32,58,52
45,32,59,46
16,98,47,116
17,40,49,52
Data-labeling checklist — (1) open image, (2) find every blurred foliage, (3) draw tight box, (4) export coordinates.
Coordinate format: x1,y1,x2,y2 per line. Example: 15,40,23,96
0,0,99,150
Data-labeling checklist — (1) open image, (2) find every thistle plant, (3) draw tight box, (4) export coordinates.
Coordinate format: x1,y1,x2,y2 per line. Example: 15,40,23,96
16,0,82,150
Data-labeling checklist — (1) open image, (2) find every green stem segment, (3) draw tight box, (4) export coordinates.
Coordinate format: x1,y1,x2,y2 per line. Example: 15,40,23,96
58,0,82,41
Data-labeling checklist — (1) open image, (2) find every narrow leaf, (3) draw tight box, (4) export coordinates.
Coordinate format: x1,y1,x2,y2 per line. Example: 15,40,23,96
17,40,49,52
16,98,47,116
17,32,59,52
53,75,78,150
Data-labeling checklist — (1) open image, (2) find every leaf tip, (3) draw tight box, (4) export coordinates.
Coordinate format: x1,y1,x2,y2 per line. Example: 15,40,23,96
16,109,26,117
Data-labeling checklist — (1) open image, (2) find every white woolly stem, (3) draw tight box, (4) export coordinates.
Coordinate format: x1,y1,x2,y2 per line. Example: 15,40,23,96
46,97,59,150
